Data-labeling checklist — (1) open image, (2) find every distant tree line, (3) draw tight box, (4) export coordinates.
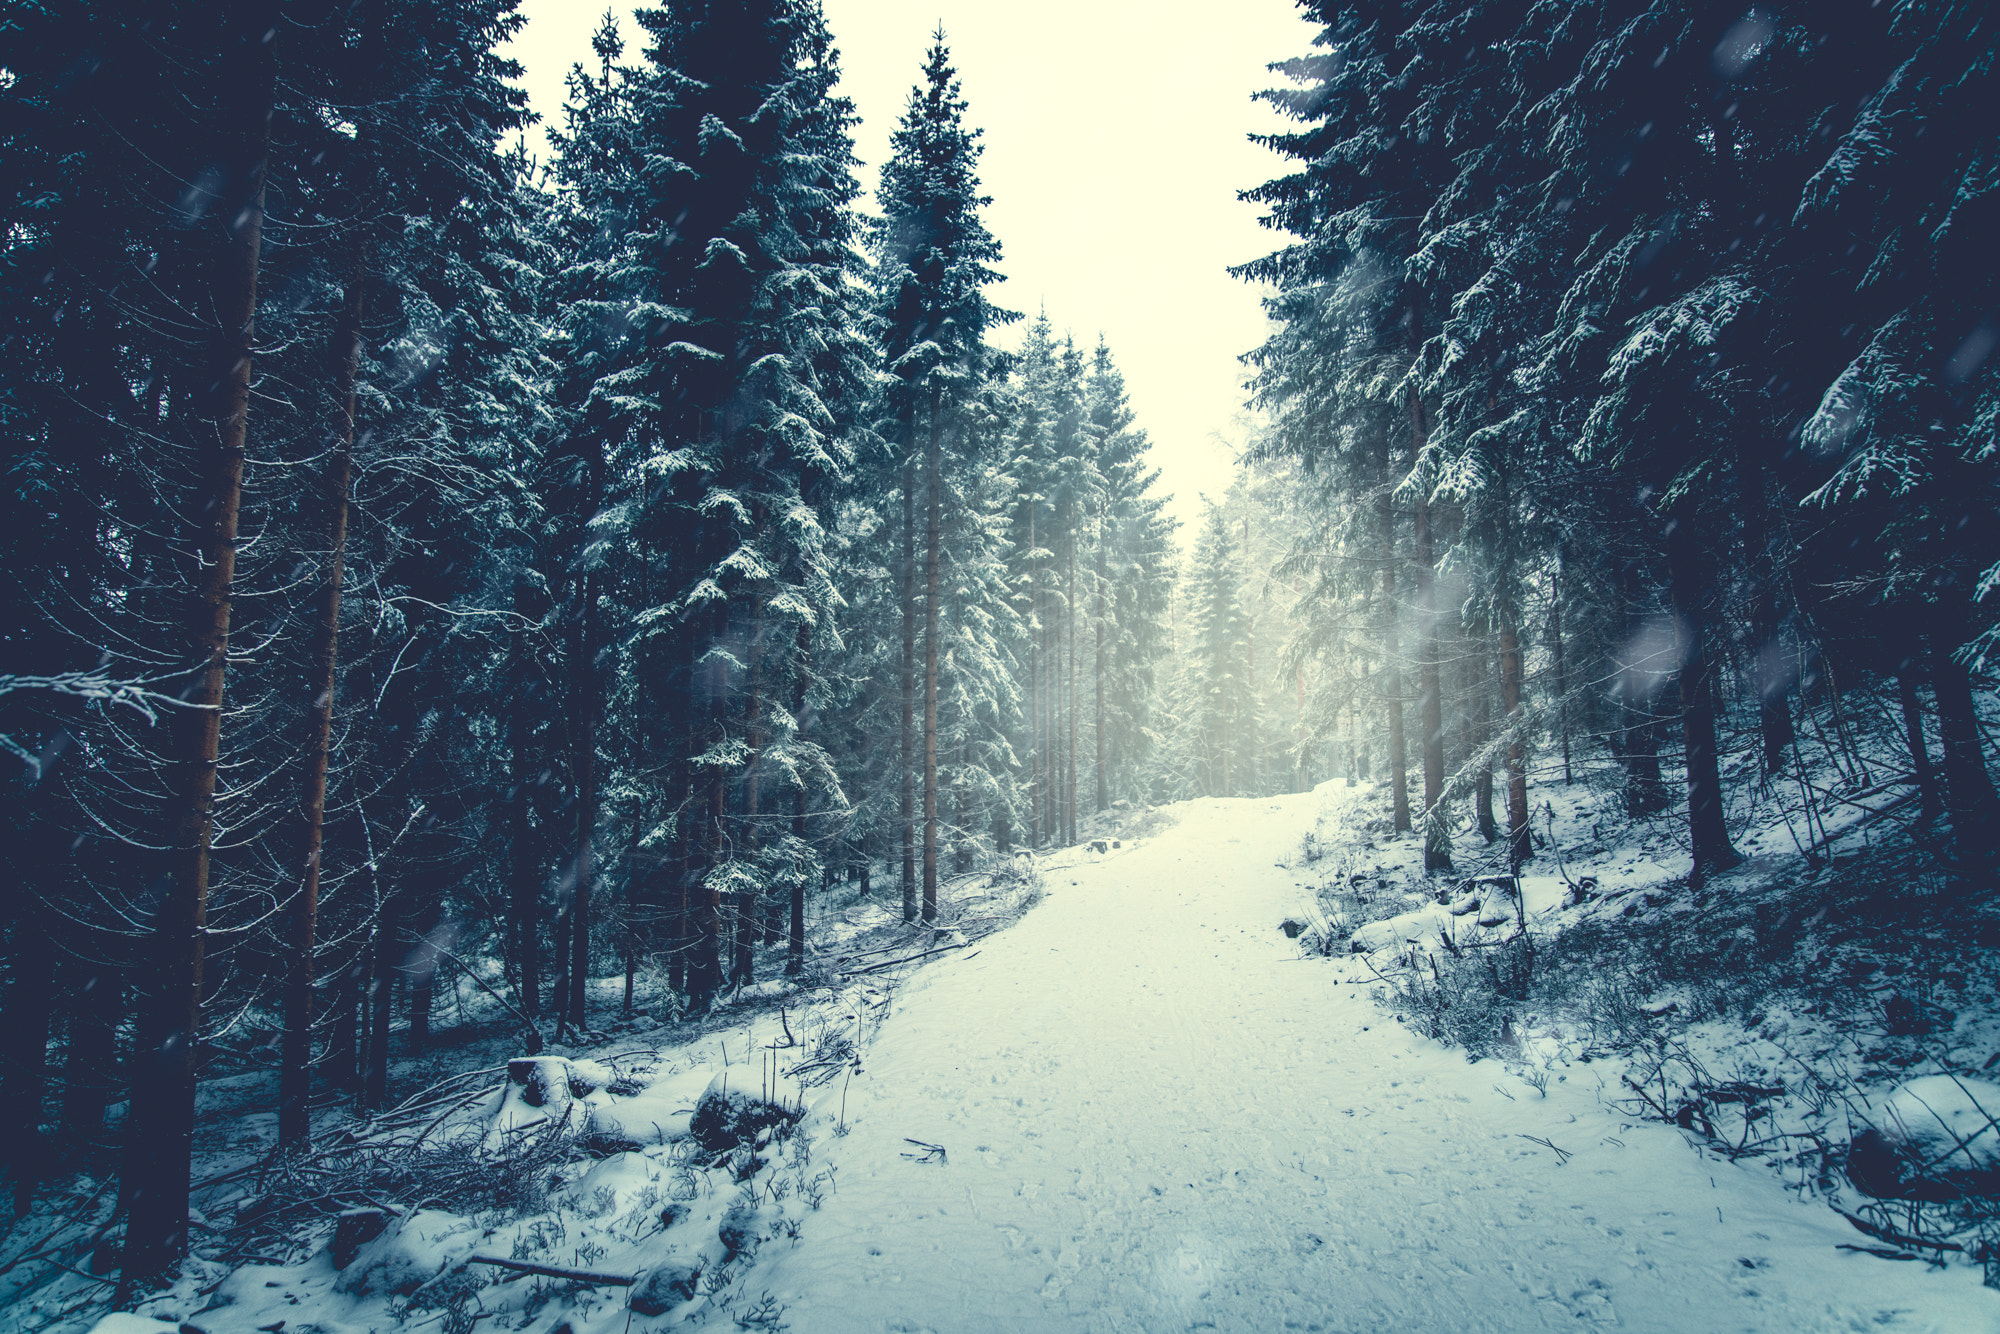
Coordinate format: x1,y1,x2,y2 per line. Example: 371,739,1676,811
0,1,1172,1277
1238,0,2000,879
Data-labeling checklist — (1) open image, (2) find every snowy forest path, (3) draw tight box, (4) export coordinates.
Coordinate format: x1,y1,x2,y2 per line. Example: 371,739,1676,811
745,787,1989,1333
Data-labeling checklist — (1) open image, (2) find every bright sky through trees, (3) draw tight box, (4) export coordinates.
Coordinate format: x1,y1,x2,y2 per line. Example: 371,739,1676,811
502,0,1315,533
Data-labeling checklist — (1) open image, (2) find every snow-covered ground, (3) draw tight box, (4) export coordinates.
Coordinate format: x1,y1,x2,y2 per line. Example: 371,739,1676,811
733,785,1991,1333
83,782,1997,1334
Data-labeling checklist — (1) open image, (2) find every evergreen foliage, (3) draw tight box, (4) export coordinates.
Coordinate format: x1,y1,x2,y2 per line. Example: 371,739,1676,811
0,5,1171,1279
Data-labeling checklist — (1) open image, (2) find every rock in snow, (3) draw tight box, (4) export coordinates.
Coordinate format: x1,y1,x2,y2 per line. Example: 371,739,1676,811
1847,1074,2000,1200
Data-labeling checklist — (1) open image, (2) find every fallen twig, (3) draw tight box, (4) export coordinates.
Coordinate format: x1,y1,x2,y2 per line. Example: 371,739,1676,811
1834,1206,1964,1254
465,1255,637,1286
845,941,967,976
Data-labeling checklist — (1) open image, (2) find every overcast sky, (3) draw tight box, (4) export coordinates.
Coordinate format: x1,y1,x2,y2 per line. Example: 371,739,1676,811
501,0,1317,535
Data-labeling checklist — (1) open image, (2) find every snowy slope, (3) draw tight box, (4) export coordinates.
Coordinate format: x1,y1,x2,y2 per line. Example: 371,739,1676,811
731,785,1993,1333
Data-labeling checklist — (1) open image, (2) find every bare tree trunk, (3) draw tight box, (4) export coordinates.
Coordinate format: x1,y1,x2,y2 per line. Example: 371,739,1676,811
123,7,272,1270
1664,503,1741,884
922,387,942,923
1739,451,1795,777
1549,558,1571,785
1615,560,1670,815
281,261,363,1153
1473,638,1498,843
1379,433,1409,833
788,773,809,975
364,924,393,1109
1027,503,1040,848
2,907,54,1217
1930,617,1998,864
1898,667,1942,825
507,582,544,1015
1094,539,1108,811
61,963,118,1154
736,600,766,988
667,788,691,997
901,449,917,922
788,623,811,975
550,897,572,1036
1411,397,1448,873
621,816,640,1016
685,607,728,1009
329,963,361,1094
567,561,600,1030
1066,536,1079,844
1499,614,1532,872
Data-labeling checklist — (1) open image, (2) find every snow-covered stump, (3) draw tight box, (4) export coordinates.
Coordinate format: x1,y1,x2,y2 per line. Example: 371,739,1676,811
481,1056,585,1153
1847,1075,2000,1201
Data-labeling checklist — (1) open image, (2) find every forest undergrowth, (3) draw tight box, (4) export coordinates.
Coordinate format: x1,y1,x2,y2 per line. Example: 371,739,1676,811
1294,679,2000,1269
0,812,1228,1333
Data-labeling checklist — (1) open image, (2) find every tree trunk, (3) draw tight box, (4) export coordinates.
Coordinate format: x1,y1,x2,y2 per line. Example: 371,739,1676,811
901,448,918,921
788,769,809,977
1411,396,1448,874
281,259,363,1153
1664,504,1741,883
622,816,640,1017
61,964,118,1153
1379,433,1409,832
123,7,272,1271
668,807,690,997
508,581,544,1016
1930,618,1998,863
1473,639,1498,843
408,964,434,1054
922,386,943,924
1066,536,1079,844
1898,667,1942,825
1499,614,1532,873
685,604,729,1010
734,598,767,988
1549,559,1571,785
567,563,599,1030
1739,451,1795,776
550,902,572,1036
364,948,392,1110
1095,540,1108,811
329,963,361,1094
1615,560,1670,815
2,907,54,1217
1027,502,1040,848
788,624,811,975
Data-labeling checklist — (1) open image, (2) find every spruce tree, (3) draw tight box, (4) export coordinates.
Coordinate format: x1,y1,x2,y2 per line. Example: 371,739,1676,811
874,30,1013,918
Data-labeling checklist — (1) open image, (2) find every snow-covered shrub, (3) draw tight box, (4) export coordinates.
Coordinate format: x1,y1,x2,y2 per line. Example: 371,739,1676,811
689,1069,802,1152
1383,935,1536,1059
